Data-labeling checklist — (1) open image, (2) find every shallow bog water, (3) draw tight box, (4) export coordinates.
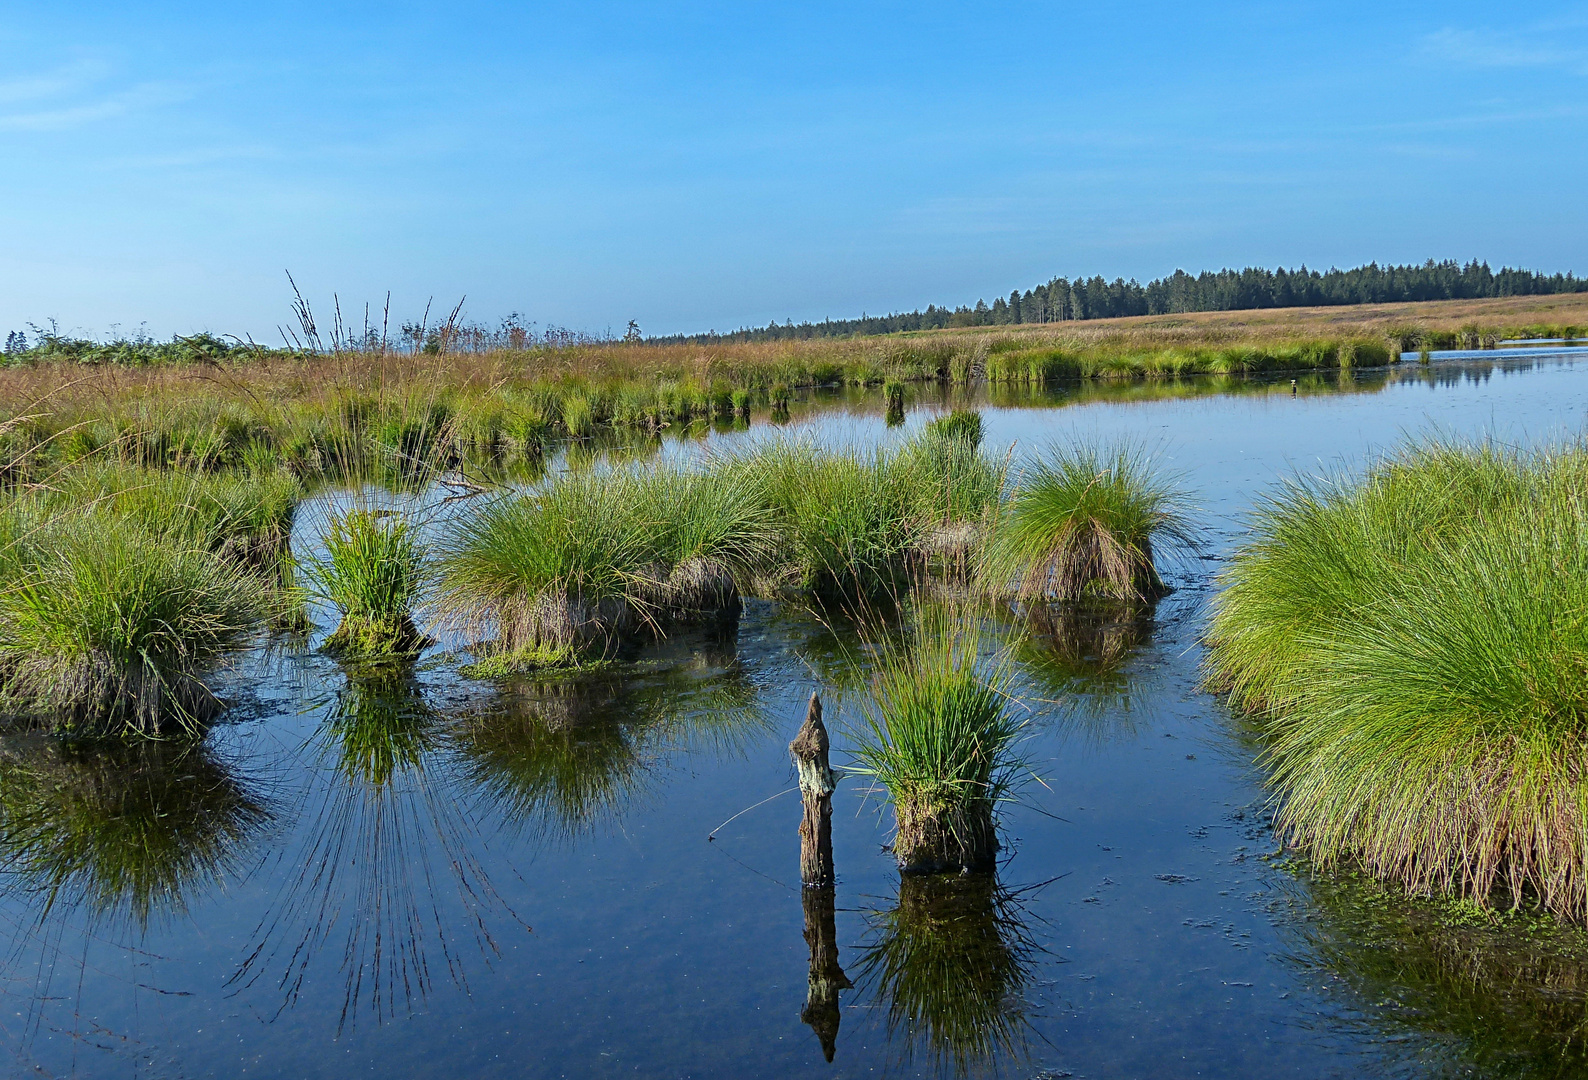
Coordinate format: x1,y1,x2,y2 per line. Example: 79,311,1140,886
7,356,1588,1078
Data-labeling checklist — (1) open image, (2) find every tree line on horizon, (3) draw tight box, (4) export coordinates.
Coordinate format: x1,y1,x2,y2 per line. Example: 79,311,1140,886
651,260,1588,344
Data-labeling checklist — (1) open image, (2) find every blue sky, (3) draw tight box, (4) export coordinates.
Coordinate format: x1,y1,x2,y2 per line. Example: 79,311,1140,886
2,2,1585,340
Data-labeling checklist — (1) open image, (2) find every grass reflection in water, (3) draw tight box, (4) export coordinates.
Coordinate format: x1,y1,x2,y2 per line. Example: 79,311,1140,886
854,872,1046,1076
1283,868,1588,1080
229,667,515,1031
231,628,767,1030
454,647,767,841
0,730,273,930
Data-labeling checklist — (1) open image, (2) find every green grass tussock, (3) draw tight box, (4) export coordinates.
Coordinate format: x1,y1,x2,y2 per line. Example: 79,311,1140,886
46,464,300,563
642,466,779,615
743,440,923,599
1205,437,1588,920
443,431,1009,672
736,430,1001,598
441,471,654,668
984,443,1195,602
0,514,268,735
440,465,778,672
850,604,1027,873
301,508,430,659
922,409,982,447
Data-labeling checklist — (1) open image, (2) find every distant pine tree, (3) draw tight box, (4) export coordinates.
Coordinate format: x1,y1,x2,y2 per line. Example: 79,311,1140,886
648,259,1588,345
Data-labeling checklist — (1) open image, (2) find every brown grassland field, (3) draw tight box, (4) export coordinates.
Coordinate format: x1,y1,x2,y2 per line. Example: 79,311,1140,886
2,291,1586,476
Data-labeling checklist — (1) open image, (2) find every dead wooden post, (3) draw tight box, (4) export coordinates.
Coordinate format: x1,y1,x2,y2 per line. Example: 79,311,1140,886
790,691,837,887
792,691,849,1060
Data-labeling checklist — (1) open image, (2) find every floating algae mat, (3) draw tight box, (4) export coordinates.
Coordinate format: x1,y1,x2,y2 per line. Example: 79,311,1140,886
11,356,1588,1078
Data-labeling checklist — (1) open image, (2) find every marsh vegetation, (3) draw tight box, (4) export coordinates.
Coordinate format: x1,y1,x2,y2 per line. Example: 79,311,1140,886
1207,437,1588,921
7,346,1588,1077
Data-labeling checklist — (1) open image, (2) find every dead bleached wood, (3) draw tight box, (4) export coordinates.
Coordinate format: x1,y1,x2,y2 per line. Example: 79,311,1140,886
789,691,837,887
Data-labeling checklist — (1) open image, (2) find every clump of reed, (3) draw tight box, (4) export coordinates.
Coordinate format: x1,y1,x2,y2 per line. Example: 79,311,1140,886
1205,437,1588,921
440,465,776,672
441,471,652,669
923,409,982,447
883,379,905,426
897,421,1003,569
0,513,269,735
43,463,300,564
643,466,778,616
739,440,923,599
439,432,1002,670
850,603,1027,873
301,508,430,659
982,443,1195,602
734,430,1001,598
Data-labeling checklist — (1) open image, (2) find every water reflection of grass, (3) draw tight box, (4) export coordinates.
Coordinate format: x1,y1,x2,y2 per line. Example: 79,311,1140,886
1019,598,1154,690
1283,868,1588,1078
230,671,515,1031
0,730,273,929
854,873,1042,1076
454,632,769,840
232,633,765,1027
322,666,436,785
1014,598,1162,742
979,368,1392,411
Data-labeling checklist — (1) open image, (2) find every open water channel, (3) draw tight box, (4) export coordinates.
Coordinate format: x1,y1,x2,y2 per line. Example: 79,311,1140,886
6,356,1588,1079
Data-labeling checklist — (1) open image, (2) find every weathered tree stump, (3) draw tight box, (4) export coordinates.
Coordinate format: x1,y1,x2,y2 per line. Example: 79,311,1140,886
790,691,837,887
800,883,852,1062
792,692,849,1060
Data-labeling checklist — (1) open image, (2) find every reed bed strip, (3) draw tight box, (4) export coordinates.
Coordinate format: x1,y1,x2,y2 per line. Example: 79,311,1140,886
0,318,1557,486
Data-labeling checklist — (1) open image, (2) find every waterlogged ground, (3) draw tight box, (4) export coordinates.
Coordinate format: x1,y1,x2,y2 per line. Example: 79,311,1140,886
7,356,1588,1078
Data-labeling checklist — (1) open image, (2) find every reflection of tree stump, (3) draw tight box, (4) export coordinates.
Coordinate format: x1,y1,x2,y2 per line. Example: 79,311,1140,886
790,692,836,887
801,884,853,1062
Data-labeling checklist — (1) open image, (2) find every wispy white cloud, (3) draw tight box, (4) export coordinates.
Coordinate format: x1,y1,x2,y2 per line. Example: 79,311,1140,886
0,58,186,133
104,144,283,171
1421,20,1588,74
0,59,109,105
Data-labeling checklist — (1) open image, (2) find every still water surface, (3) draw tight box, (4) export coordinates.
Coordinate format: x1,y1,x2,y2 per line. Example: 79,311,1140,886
6,356,1588,1079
